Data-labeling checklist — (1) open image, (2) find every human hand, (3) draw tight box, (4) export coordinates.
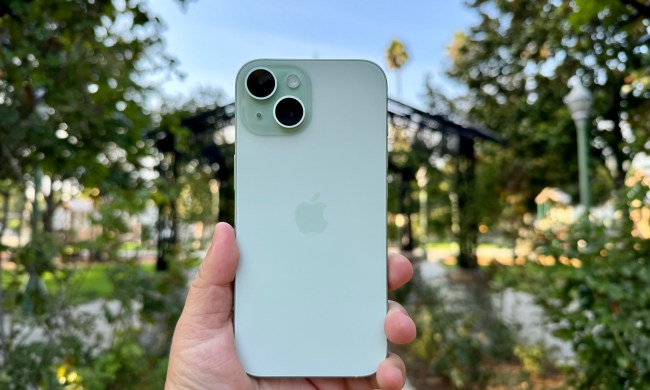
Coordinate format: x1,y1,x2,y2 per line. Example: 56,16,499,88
166,222,416,389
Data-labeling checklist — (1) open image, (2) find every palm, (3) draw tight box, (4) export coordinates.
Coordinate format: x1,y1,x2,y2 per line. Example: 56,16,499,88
166,223,415,390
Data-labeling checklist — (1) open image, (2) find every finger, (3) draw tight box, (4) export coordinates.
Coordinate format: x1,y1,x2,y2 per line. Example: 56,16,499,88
387,253,413,291
306,376,377,390
376,353,407,390
385,301,417,345
181,222,239,325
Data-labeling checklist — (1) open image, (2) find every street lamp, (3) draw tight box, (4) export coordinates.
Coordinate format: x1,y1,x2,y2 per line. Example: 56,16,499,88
564,81,593,214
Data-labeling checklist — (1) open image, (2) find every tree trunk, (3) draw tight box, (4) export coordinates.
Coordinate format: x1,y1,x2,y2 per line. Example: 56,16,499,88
156,151,178,271
0,192,6,363
0,191,9,241
603,79,627,190
455,137,478,269
41,190,59,233
32,167,42,235
399,169,416,252
218,178,235,227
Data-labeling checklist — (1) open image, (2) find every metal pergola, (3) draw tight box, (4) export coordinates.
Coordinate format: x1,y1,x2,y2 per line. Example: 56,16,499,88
386,99,505,267
152,99,505,269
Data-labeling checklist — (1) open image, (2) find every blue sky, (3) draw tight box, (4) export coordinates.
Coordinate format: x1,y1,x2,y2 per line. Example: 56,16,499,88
152,0,478,110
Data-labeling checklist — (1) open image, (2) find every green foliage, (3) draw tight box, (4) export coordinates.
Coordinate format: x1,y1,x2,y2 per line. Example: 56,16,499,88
514,343,550,378
77,259,189,389
405,275,516,388
568,0,628,28
0,307,98,389
448,0,650,227
500,175,650,388
0,0,202,388
0,0,169,188
13,232,57,275
568,0,650,110
73,329,166,389
1,258,189,388
388,118,450,250
88,189,150,261
50,263,139,305
152,87,230,227
386,39,409,70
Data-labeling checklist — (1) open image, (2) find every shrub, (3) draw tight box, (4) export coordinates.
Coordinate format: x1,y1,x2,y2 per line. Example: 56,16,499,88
0,255,192,389
507,176,650,388
403,271,516,389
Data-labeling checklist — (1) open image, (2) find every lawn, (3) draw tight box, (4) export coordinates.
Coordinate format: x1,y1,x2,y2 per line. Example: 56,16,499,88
425,242,505,250
1,262,157,305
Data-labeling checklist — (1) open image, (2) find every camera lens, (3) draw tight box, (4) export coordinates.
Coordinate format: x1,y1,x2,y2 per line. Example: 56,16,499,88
246,68,276,99
274,96,305,128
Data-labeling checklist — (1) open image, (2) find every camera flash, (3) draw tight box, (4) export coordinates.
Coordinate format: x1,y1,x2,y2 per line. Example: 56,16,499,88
286,74,301,89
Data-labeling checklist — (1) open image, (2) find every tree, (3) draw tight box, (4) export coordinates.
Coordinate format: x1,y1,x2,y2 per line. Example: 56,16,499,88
450,1,650,385
387,119,431,252
0,0,187,379
386,39,410,99
0,0,187,253
152,88,231,270
447,0,650,229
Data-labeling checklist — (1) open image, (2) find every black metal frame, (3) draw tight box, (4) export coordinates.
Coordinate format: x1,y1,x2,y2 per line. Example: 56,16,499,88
153,99,505,269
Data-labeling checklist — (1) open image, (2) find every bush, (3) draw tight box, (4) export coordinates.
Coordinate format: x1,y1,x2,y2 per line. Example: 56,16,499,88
505,176,650,388
0,256,192,389
403,270,517,389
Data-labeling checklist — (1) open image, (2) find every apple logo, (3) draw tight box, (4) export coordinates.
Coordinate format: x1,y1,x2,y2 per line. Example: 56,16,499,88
294,193,328,234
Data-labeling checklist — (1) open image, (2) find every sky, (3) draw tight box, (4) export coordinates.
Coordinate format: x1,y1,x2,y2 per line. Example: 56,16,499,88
151,0,479,110
146,1,650,175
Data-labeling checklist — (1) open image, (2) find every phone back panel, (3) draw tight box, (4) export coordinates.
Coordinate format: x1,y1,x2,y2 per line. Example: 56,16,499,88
234,59,387,377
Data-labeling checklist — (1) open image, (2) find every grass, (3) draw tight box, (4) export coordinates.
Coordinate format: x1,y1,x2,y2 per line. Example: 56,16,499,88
426,242,458,250
425,242,508,250
1,262,157,305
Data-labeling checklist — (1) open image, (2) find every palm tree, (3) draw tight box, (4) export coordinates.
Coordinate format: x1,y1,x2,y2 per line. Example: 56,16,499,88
386,39,409,99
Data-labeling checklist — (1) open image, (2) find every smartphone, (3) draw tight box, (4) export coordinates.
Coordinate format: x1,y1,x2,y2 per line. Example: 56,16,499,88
234,59,387,377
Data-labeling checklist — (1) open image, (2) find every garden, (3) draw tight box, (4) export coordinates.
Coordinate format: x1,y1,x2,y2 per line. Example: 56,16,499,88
1,0,649,388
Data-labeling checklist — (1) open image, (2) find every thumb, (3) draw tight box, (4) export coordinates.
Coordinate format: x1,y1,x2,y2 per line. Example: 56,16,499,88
180,222,239,327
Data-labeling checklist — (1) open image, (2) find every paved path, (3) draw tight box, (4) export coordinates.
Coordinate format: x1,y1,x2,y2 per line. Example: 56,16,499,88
5,299,132,352
6,250,571,390
416,259,574,364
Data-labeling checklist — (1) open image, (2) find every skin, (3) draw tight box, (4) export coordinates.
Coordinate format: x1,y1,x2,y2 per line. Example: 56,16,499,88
166,222,417,390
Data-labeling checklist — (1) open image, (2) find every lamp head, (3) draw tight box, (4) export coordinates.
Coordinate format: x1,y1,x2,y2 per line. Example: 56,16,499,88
564,82,593,123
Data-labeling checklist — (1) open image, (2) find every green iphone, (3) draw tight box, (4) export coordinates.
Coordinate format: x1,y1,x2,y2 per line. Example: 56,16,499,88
234,59,387,377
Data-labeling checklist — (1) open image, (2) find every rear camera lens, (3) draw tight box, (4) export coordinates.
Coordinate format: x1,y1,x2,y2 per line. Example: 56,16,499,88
274,96,305,128
246,68,276,99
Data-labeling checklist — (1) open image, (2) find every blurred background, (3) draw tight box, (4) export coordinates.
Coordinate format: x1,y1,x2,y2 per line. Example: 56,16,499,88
1,0,649,388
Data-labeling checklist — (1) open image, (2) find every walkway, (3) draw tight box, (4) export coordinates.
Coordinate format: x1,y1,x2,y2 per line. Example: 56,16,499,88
417,253,574,364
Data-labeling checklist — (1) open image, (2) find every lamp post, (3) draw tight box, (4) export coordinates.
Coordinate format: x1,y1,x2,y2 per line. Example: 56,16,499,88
564,81,593,214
